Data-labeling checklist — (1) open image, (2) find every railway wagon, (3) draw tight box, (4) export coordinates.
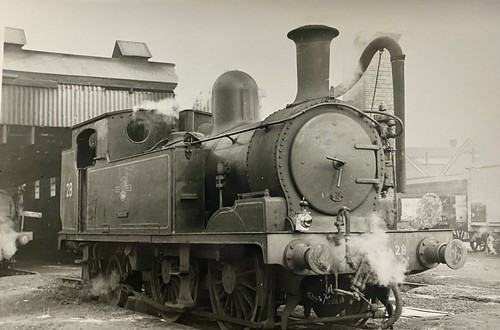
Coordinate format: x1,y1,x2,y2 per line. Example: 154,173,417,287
468,164,500,252
400,165,500,252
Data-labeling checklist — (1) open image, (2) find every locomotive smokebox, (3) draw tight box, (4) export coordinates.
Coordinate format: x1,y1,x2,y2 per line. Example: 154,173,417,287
212,70,260,134
287,25,339,104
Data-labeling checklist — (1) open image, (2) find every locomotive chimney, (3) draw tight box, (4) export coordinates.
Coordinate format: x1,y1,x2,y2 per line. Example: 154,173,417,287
287,25,339,104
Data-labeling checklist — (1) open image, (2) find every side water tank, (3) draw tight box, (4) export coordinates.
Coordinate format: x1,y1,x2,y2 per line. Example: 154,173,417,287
211,70,259,134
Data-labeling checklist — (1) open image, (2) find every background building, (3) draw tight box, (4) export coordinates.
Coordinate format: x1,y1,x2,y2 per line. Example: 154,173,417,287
402,139,481,232
1,27,177,259
339,31,489,232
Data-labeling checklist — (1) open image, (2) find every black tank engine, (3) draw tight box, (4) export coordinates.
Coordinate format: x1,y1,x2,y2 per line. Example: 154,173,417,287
58,25,467,329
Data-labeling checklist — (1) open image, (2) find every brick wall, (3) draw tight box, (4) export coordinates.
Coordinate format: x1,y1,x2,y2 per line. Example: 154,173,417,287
343,32,401,114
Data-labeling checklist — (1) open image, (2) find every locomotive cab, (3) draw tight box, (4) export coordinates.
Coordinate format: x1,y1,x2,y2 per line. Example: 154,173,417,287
73,108,176,163
60,108,189,235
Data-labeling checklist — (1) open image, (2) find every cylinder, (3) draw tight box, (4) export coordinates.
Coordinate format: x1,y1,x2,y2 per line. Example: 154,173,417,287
211,70,260,134
287,25,339,104
285,239,332,274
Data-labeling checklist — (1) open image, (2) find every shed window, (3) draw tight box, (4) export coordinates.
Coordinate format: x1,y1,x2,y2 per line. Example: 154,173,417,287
50,177,57,197
35,180,40,200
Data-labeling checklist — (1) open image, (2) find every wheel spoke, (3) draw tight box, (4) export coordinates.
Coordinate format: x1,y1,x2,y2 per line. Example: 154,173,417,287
149,258,197,322
237,268,256,278
230,296,236,316
239,286,254,308
233,260,246,273
224,293,231,312
240,279,256,291
236,291,251,319
166,287,174,302
218,289,227,301
208,253,269,328
234,293,244,319
105,255,128,307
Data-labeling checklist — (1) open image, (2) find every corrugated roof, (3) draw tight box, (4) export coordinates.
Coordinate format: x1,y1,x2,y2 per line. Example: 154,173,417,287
2,29,178,127
1,84,173,127
3,44,177,89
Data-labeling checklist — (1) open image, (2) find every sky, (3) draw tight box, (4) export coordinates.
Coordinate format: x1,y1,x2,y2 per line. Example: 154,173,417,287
1,0,499,161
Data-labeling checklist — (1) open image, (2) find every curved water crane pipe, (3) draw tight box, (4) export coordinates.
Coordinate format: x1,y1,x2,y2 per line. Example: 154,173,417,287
334,37,406,193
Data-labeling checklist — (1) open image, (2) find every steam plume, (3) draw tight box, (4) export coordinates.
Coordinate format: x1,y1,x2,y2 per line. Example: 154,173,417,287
89,272,121,300
133,98,179,118
348,215,408,286
334,64,364,98
0,214,18,261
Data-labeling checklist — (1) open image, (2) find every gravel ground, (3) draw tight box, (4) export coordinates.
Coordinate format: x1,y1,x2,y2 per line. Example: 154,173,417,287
397,251,500,330
0,263,202,330
1,251,499,329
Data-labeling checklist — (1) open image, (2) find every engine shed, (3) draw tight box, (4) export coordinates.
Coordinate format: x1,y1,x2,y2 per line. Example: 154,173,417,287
0,27,178,259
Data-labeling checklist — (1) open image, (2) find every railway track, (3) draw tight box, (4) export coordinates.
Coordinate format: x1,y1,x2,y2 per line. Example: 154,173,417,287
400,281,429,289
3,266,431,329
51,279,372,329
0,267,38,277
56,276,83,289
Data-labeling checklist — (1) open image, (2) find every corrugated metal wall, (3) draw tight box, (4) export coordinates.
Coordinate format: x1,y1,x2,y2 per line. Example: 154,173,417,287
0,84,173,127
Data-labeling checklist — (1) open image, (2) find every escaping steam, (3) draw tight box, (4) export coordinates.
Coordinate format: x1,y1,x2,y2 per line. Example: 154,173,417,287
348,215,408,286
133,98,179,118
1,191,19,260
89,271,122,301
333,64,364,98
133,98,179,129
1,190,28,261
89,276,110,298
0,195,18,260
0,221,18,261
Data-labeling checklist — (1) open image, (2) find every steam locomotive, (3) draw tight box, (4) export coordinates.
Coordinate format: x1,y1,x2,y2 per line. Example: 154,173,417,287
58,25,467,329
